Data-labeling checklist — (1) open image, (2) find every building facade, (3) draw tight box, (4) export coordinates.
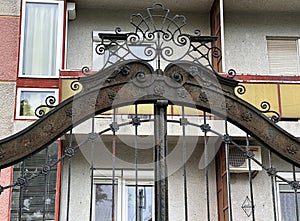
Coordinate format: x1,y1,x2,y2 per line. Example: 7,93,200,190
0,0,300,221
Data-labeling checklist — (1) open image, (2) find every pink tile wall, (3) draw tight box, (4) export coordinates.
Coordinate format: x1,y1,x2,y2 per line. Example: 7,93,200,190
0,167,12,221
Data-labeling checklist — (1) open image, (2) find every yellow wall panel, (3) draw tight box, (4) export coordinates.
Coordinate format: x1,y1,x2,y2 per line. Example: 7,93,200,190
61,79,82,101
237,84,279,115
117,105,202,116
280,84,300,118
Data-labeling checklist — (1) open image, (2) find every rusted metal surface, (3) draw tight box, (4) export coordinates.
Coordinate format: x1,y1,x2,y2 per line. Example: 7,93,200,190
0,60,300,168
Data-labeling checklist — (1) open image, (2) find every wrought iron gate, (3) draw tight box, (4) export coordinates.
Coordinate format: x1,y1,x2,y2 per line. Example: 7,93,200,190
1,3,300,221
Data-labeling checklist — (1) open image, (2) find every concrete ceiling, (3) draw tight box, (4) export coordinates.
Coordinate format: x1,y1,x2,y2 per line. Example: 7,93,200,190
224,0,300,12
71,0,214,12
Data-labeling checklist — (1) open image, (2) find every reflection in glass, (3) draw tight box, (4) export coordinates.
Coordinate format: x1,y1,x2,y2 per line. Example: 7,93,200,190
95,184,117,221
127,186,153,221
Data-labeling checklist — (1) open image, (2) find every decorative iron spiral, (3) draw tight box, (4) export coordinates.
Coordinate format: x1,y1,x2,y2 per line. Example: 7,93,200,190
35,96,56,118
235,85,246,95
260,101,281,123
70,80,82,91
81,66,90,75
227,69,237,78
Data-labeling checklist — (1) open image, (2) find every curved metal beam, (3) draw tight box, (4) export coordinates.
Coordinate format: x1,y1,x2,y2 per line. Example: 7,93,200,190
0,60,299,168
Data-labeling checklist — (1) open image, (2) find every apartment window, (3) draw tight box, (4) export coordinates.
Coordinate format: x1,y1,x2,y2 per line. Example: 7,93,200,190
267,38,300,75
277,173,300,221
10,142,59,221
16,88,59,119
94,169,154,221
19,1,63,77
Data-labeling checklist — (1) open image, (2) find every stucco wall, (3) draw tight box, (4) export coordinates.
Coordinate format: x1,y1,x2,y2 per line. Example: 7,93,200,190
229,144,300,221
224,11,300,74
0,0,20,16
66,8,210,69
59,140,217,220
0,82,16,139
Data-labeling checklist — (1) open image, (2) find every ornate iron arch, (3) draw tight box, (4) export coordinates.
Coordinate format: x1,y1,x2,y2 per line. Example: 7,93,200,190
0,60,300,169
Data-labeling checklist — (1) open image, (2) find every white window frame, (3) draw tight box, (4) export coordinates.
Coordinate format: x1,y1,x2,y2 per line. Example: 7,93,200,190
19,0,64,78
16,87,59,119
93,169,154,221
294,38,300,75
276,172,300,221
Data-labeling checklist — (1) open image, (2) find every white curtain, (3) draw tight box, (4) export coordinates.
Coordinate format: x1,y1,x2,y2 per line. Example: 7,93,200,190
22,3,58,76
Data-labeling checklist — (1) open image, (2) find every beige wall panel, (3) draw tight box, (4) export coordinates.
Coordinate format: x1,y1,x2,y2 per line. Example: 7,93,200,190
280,84,300,118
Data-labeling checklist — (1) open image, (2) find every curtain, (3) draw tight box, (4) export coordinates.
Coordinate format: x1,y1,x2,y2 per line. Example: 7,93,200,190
22,3,58,76
280,192,300,221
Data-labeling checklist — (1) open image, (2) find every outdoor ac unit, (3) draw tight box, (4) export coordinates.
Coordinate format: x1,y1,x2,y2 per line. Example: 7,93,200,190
228,145,262,173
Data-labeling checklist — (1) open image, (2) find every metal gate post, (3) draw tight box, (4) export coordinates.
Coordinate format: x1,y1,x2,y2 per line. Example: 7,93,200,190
154,100,169,221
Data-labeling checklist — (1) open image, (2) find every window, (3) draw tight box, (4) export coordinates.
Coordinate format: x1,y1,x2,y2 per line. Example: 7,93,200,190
10,142,59,221
267,38,300,75
94,169,154,221
92,31,157,71
16,88,59,119
277,172,300,221
19,0,63,77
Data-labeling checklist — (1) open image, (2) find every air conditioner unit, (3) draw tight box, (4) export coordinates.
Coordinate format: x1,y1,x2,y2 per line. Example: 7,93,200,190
228,145,262,173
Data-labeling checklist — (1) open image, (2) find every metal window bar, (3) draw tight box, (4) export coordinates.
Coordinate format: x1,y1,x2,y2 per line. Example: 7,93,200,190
111,108,117,221
293,165,299,221
89,116,96,221
224,120,233,221
246,134,255,221
154,100,169,221
42,146,49,221
181,106,188,221
268,150,278,221
18,161,25,221
66,129,73,221
203,112,211,221
134,104,139,221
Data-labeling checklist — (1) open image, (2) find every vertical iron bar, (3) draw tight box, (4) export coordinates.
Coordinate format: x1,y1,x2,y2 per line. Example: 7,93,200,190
246,134,255,221
154,100,169,221
138,189,143,221
293,165,299,221
18,161,25,221
181,106,188,221
89,117,95,221
134,104,139,221
66,129,73,221
268,150,277,221
224,120,233,221
43,146,49,221
157,32,161,70
204,112,210,221
112,108,116,221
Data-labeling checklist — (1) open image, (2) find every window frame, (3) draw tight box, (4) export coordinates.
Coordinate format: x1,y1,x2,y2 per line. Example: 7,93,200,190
276,172,300,221
93,169,154,221
18,0,64,78
266,37,300,76
16,87,59,119
10,141,60,221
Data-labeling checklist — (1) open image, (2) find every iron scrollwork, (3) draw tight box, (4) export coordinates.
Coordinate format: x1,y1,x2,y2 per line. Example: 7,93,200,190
70,80,82,91
94,3,219,72
35,96,57,118
259,101,281,123
227,69,236,78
